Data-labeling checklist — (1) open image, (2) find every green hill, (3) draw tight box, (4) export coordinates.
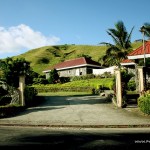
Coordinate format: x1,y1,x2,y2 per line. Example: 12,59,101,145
12,42,142,75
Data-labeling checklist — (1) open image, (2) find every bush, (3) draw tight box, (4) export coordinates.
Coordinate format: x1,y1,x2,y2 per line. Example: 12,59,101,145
127,80,136,91
33,77,48,84
59,77,70,83
138,90,150,115
24,86,38,106
71,74,95,81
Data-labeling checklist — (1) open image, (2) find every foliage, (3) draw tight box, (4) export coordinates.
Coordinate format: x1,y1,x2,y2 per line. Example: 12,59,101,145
32,78,114,94
99,20,134,67
33,86,93,93
71,74,95,81
143,22,150,38
37,57,50,64
121,69,134,83
127,80,136,91
138,90,150,115
77,54,92,59
0,57,34,87
48,69,59,84
59,77,70,83
24,86,38,106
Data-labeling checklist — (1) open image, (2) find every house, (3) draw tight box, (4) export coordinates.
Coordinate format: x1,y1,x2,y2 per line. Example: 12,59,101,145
43,57,102,79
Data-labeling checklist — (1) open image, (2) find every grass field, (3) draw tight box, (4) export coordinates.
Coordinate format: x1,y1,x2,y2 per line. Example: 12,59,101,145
37,92,93,96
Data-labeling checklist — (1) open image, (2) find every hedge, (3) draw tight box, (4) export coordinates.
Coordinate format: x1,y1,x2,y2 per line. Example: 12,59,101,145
32,78,114,93
138,94,150,115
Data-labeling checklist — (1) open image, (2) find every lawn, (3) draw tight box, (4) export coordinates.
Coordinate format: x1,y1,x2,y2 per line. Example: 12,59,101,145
37,91,93,96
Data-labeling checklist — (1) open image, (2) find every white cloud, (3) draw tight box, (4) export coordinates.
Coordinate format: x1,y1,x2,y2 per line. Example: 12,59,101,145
0,24,60,54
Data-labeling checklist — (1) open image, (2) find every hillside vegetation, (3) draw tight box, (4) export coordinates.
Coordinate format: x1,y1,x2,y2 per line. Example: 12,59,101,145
12,42,142,74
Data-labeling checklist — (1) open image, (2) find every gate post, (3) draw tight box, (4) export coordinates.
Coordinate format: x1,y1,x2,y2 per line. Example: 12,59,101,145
114,68,123,107
137,66,144,95
19,75,25,106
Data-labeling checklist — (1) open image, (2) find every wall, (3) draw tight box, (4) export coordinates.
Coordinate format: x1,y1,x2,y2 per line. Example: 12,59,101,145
59,67,87,77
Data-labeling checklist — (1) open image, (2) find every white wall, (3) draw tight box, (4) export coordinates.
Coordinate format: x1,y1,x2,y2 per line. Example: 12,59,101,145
93,66,118,75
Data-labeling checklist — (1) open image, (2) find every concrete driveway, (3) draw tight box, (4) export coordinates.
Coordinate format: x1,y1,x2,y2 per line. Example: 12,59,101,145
0,95,150,127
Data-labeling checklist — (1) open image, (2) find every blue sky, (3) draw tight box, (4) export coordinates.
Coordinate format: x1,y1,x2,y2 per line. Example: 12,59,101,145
0,0,150,58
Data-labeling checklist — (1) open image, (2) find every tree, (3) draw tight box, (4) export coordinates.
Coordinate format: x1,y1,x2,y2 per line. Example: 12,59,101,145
48,69,59,84
0,57,34,87
99,21,134,67
143,22,150,38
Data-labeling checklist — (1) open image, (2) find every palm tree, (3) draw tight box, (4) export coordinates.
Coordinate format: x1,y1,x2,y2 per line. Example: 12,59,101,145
143,22,150,38
99,21,134,67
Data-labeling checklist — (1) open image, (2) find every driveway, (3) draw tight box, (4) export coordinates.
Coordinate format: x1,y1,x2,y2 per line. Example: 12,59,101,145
0,95,150,127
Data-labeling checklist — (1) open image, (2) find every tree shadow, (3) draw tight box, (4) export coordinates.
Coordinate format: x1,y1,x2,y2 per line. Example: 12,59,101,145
35,95,112,107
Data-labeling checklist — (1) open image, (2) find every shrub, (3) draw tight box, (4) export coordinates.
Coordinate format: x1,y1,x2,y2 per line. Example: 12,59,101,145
24,86,38,106
127,80,136,91
37,57,49,64
138,90,150,115
59,77,70,83
48,69,59,84
71,74,95,81
33,77,48,84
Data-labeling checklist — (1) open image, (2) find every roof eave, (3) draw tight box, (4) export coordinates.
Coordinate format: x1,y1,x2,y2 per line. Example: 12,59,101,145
43,64,101,72
120,62,135,66
128,54,150,59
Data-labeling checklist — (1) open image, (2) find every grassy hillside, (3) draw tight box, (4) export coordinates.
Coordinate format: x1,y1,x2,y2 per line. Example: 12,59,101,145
12,42,142,75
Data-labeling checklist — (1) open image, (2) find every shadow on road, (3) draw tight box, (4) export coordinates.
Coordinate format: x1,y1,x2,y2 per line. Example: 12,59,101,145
36,95,111,106
1,129,150,150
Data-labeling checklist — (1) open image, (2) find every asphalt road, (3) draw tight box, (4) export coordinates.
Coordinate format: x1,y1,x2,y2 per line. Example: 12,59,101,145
0,95,150,126
0,126,150,150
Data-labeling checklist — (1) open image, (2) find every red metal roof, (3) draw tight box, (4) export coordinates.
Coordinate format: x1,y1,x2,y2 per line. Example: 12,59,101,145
121,59,134,63
43,57,101,72
120,59,135,66
128,41,150,56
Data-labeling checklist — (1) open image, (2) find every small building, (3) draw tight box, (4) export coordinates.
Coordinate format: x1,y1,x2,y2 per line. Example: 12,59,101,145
43,57,102,79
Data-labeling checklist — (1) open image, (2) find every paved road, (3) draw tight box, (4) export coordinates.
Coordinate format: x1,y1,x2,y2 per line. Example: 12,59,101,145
0,95,150,127
0,126,150,150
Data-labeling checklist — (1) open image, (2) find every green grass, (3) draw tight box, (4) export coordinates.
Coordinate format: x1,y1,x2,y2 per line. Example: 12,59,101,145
37,92,92,96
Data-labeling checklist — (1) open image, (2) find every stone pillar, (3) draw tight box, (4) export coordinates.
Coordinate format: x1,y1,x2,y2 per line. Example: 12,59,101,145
137,66,144,94
19,75,25,106
134,63,139,92
114,69,122,107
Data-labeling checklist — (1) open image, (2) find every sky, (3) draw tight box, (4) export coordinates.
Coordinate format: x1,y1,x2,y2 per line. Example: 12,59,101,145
0,0,150,59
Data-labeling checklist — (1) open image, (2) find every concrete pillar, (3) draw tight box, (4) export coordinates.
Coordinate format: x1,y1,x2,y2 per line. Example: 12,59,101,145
137,66,144,94
19,75,25,106
114,69,123,107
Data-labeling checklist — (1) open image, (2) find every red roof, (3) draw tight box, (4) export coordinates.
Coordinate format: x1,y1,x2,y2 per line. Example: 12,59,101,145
128,41,150,59
43,57,101,72
121,59,134,63
120,59,135,66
